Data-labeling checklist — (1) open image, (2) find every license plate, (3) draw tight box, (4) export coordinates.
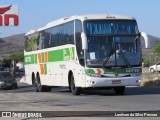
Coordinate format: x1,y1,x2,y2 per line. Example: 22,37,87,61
112,80,121,84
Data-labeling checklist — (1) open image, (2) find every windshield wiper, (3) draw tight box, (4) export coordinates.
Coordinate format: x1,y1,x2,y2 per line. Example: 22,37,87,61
101,50,113,67
118,50,131,67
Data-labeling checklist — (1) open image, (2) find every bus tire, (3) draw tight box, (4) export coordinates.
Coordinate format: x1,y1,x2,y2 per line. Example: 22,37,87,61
68,79,71,92
37,75,43,92
35,75,44,92
70,74,81,95
114,86,125,95
33,77,39,92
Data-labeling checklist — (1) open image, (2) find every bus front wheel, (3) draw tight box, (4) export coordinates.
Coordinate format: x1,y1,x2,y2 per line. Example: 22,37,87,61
114,86,125,95
70,74,81,95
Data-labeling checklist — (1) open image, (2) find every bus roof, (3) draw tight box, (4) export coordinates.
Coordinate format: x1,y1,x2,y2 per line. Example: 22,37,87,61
25,14,135,36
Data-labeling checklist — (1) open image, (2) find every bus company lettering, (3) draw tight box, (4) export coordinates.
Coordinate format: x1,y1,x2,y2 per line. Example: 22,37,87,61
63,49,69,60
126,68,140,73
59,64,66,69
25,56,31,63
0,5,19,26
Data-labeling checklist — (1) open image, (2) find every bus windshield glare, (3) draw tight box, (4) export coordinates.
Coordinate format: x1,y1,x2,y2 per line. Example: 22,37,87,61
84,20,141,67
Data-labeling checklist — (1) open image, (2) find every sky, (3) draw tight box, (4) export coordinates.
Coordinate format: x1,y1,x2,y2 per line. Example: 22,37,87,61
0,0,160,38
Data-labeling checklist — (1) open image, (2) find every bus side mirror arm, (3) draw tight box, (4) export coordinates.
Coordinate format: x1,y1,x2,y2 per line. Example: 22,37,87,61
140,32,150,48
81,32,88,50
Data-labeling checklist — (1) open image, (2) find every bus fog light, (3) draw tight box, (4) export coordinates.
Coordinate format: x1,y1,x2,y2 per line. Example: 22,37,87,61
92,81,95,84
87,80,96,84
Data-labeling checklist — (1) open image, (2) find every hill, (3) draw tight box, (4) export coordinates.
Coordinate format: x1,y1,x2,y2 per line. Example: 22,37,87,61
0,33,25,56
0,38,5,43
2,33,25,47
141,35,160,54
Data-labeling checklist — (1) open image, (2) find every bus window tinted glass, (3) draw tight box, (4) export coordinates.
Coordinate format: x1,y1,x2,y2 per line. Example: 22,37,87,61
25,21,75,52
85,20,139,35
25,32,39,52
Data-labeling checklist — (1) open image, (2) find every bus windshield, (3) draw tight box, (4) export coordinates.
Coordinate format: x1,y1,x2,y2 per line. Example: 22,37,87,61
85,20,141,67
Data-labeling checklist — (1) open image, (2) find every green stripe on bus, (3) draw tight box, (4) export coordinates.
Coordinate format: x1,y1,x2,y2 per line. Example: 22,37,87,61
85,69,95,74
44,64,47,75
25,54,37,65
41,52,45,63
25,47,75,65
35,54,37,63
48,49,64,62
72,47,75,60
85,68,142,74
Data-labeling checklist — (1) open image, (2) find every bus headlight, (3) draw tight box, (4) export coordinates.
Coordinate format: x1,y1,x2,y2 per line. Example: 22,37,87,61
86,73,101,77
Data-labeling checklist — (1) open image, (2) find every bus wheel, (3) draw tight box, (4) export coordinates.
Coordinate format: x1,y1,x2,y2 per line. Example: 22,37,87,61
36,75,45,92
36,75,51,92
70,74,81,95
68,84,71,93
36,75,43,92
114,86,125,95
33,77,39,92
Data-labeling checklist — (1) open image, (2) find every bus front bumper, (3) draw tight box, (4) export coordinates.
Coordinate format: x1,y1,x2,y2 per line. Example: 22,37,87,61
85,75,142,87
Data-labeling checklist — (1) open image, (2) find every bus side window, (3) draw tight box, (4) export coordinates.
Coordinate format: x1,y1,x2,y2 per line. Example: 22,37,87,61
63,23,69,44
38,31,45,49
25,32,42,51
58,25,64,46
25,36,29,52
63,21,74,45
44,31,50,48
50,26,58,47
68,21,74,44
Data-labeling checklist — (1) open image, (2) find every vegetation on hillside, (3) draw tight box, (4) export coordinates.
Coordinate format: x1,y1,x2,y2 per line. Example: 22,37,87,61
153,42,160,57
142,42,160,66
142,53,158,66
4,51,24,61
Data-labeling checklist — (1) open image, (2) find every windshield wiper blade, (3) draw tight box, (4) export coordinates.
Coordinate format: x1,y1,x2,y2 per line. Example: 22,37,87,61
119,50,131,67
101,50,113,67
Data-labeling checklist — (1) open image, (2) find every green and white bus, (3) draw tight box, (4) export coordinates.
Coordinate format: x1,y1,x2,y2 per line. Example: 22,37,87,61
24,14,149,95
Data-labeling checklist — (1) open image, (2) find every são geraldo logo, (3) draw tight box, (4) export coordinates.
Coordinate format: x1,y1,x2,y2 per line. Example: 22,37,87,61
0,5,19,26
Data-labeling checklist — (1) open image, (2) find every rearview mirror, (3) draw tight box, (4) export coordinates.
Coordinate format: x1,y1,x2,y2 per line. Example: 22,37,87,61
140,32,150,48
81,32,88,50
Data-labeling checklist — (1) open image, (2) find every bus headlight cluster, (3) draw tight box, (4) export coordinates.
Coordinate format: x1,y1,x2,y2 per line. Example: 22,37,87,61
86,73,101,77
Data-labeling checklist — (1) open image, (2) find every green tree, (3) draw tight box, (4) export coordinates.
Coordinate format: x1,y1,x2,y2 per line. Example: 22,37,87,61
153,42,160,57
8,51,24,62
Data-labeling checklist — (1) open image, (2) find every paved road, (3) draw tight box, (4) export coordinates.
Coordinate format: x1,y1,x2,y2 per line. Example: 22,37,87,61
0,74,160,119
0,83,160,108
